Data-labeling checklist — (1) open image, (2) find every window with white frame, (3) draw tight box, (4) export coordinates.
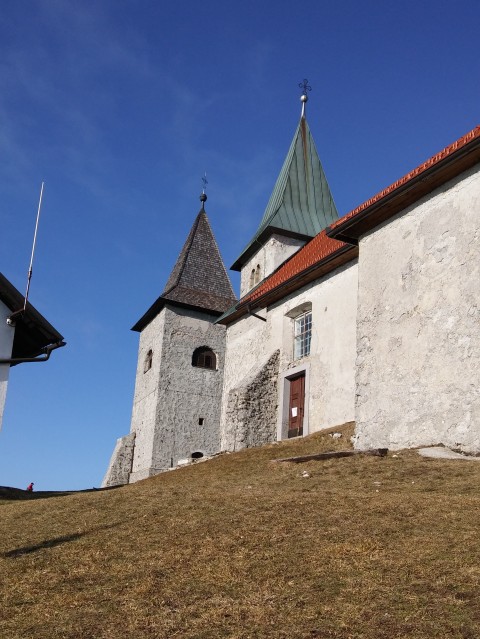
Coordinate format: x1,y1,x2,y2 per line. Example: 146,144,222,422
294,311,312,359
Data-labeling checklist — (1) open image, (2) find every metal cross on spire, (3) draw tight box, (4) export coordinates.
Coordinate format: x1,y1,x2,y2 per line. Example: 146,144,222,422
298,78,311,117
200,171,208,208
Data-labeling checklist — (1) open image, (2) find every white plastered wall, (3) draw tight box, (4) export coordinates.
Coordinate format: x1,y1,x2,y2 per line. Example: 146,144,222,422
354,164,480,452
239,234,306,297
0,300,15,430
221,259,358,448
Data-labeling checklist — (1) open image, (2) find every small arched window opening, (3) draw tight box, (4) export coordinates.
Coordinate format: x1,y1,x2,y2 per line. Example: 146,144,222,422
144,349,153,373
249,268,256,288
254,264,261,285
192,346,217,370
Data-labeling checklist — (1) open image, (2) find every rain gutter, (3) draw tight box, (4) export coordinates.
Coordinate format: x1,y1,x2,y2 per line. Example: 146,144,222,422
0,340,66,365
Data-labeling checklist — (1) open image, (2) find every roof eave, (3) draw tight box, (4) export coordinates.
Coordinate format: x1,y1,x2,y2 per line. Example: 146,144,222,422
218,244,358,326
328,133,480,243
0,273,64,358
131,297,225,332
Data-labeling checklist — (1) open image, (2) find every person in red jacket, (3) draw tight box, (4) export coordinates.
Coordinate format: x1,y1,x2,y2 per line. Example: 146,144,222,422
26,482,34,492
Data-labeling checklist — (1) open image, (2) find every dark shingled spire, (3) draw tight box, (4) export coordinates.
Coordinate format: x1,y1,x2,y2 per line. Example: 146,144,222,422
132,207,236,332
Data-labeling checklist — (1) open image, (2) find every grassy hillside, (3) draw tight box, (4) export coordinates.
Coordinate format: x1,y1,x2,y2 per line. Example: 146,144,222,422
2,424,480,639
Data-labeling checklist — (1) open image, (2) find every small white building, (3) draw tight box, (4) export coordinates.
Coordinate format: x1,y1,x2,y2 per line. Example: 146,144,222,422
0,273,65,430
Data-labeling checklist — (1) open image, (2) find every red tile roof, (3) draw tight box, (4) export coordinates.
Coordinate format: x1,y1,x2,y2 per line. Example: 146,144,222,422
242,230,348,305
222,124,480,323
330,125,480,231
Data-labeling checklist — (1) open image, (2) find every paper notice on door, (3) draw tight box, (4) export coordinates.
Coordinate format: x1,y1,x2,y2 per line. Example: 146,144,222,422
291,407,298,417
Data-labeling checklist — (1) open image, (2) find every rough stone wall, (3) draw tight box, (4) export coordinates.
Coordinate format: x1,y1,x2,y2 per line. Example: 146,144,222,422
126,304,227,482
102,433,136,487
0,299,14,430
129,310,166,481
221,260,358,447
222,350,280,451
149,306,227,472
354,164,480,452
240,234,306,297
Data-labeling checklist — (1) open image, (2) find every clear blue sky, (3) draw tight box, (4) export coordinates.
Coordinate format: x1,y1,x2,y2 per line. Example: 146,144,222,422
1,1,479,490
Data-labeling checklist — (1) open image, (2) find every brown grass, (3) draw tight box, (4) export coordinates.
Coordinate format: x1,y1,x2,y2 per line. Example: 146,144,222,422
2,423,480,638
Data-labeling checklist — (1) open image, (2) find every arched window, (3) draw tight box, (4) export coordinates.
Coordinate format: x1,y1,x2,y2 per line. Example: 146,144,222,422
144,349,153,373
192,346,217,370
249,269,256,288
254,264,261,285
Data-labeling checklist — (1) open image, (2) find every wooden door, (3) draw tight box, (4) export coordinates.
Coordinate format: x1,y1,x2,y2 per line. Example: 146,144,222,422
288,374,305,438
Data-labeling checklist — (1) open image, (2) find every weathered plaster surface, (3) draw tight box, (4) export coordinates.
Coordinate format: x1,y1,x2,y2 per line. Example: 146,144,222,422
129,305,227,482
129,309,166,479
240,234,306,297
221,260,358,448
354,165,480,452
0,300,14,430
102,433,135,487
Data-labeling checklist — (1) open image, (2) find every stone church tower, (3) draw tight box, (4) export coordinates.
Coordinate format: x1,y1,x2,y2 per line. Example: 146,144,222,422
103,195,236,486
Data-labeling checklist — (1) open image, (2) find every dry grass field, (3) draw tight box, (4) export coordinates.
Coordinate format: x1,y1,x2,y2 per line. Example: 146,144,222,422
2,423,480,639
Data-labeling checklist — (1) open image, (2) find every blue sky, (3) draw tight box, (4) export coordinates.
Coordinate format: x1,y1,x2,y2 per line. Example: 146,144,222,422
1,1,479,490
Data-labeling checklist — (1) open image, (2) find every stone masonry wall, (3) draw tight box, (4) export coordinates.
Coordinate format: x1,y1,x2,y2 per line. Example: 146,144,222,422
102,433,136,487
149,305,227,472
222,350,280,451
107,303,228,485
129,310,167,481
354,164,480,452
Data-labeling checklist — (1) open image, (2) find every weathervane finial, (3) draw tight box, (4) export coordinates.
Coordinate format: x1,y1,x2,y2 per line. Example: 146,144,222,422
298,78,311,117
200,171,208,209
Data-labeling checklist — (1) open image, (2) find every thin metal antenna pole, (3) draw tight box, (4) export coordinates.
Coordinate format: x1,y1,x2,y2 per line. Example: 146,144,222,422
24,181,44,311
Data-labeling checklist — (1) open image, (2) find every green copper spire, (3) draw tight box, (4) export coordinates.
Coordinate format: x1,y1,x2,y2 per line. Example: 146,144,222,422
231,87,338,271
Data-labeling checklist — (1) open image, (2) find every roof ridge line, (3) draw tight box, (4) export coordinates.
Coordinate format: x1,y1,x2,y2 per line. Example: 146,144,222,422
200,212,236,298
162,210,203,296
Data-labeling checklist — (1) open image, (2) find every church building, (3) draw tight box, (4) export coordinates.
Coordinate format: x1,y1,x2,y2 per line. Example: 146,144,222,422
103,87,480,486
103,197,236,486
